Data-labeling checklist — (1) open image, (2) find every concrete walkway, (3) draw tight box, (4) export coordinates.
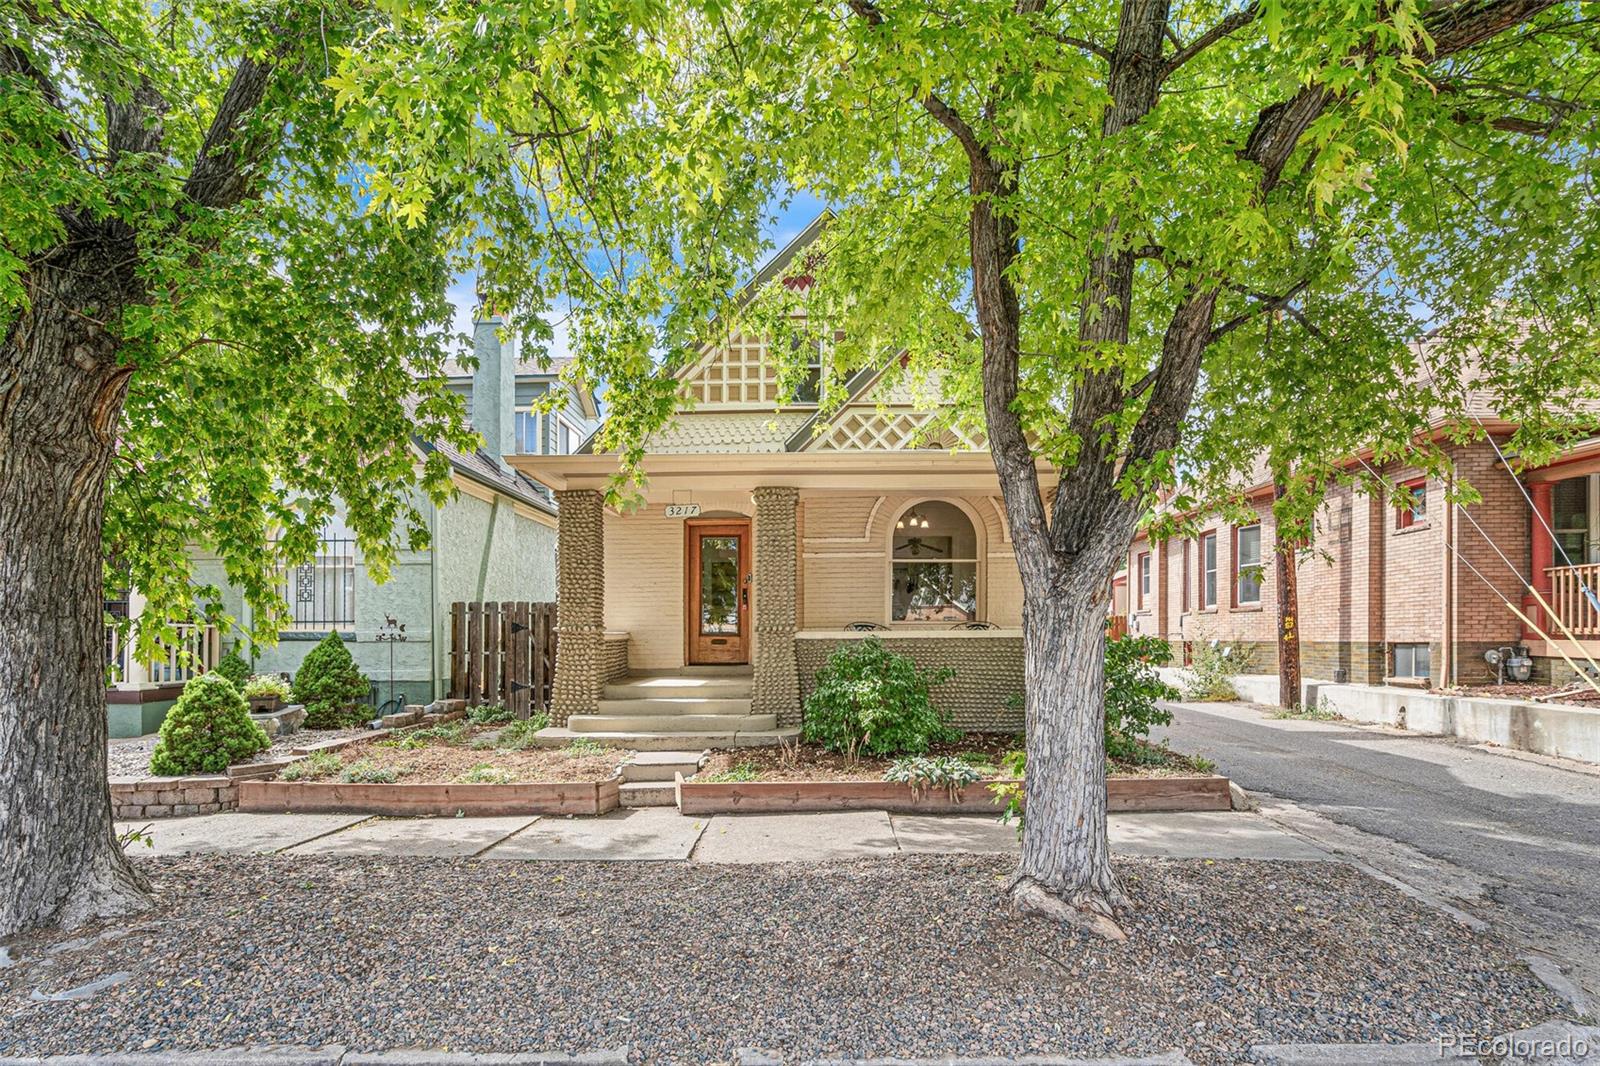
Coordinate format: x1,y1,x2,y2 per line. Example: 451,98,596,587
118,807,1331,863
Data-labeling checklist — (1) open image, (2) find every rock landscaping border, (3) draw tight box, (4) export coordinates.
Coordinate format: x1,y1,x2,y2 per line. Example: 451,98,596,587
675,775,1232,816
237,776,622,817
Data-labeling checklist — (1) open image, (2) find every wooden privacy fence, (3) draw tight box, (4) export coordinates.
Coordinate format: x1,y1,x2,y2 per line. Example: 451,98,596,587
448,601,556,718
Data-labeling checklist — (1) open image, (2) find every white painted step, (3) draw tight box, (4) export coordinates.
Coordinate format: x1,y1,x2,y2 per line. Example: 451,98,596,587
569,713,777,733
597,697,752,715
622,750,707,782
618,781,677,807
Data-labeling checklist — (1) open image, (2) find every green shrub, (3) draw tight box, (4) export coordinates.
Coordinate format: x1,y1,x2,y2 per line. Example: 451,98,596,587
340,759,399,784
884,755,981,797
565,736,605,756
148,673,270,776
1184,640,1247,701
292,632,370,728
457,764,516,784
241,674,292,702
214,648,250,690
470,713,550,751
281,750,342,781
801,637,958,759
467,702,515,725
1105,634,1179,759
385,720,469,750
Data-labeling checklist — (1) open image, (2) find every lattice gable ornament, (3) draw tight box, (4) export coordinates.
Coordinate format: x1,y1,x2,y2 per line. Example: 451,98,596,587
677,333,785,408
805,406,986,451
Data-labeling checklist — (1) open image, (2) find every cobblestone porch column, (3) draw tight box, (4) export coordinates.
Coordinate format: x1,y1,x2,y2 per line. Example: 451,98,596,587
752,486,801,727
552,489,604,724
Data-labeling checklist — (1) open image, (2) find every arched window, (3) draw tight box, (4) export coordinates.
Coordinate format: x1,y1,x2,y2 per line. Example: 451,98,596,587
891,500,979,622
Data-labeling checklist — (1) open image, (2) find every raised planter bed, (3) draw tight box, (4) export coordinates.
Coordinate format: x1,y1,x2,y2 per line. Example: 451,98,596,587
111,774,238,820
237,775,621,817
676,774,1232,816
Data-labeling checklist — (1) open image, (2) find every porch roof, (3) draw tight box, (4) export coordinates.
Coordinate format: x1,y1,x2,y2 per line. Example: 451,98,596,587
508,449,1050,493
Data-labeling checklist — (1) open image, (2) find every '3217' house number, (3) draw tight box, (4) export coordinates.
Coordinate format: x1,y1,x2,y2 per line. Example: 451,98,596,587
665,503,701,518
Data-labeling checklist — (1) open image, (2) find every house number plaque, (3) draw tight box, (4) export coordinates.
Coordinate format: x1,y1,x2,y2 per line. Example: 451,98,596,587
665,503,701,518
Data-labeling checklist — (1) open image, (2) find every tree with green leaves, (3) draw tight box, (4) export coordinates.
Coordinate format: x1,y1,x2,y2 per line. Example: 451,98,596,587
341,0,1600,936
0,0,662,937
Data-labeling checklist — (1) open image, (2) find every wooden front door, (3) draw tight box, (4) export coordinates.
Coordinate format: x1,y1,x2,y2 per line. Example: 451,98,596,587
686,520,751,664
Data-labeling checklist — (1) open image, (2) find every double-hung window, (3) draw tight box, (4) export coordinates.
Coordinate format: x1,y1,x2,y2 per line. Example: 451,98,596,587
1396,478,1427,529
1137,552,1151,609
1200,532,1218,610
1234,524,1262,605
276,519,357,631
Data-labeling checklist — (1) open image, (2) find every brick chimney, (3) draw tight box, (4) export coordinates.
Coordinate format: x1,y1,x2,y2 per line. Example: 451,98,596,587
472,307,516,468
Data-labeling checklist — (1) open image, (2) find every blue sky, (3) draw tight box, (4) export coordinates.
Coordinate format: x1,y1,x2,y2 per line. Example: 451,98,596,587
443,191,829,358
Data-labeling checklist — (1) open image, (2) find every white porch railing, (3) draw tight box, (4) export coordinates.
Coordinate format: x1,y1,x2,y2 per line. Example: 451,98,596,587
1547,563,1600,638
107,623,222,688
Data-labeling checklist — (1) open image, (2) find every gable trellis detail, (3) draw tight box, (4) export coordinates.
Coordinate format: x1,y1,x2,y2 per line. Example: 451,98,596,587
681,334,783,406
808,408,985,451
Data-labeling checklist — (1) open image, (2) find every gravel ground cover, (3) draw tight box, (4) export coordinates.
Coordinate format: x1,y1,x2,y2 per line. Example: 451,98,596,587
699,735,1212,782
106,729,370,778
310,727,629,783
0,855,1561,1063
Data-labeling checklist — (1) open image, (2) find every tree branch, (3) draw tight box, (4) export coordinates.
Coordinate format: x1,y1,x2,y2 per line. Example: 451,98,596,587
1161,4,1258,79
182,54,279,209
1208,278,1312,343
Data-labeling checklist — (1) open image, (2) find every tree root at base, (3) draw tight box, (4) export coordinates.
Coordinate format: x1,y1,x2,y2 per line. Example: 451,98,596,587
1008,875,1129,941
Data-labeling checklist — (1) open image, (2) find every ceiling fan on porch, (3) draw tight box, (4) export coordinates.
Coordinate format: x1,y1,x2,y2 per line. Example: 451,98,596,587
897,537,948,557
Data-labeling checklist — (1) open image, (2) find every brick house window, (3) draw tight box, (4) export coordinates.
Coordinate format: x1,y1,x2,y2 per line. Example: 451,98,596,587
1137,551,1151,609
1200,531,1217,609
1234,524,1262,605
1182,540,1191,611
1393,642,1431,680
1396,478,1427,529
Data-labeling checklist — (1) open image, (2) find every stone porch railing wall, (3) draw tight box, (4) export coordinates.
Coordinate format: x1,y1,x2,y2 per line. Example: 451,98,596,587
794,633,1026,733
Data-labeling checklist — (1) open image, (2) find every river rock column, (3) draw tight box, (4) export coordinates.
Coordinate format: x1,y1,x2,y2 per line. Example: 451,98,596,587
752,486,802,727
552,489,604,724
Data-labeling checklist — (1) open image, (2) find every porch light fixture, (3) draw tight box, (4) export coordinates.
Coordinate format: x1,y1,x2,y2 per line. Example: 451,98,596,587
897,508,931,530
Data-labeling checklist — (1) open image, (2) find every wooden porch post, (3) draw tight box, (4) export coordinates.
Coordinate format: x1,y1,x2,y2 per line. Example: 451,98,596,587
552,489,605,724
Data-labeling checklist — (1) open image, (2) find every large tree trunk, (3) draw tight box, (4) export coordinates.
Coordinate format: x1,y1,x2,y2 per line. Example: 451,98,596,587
1010,587,1128,940
0,254,150,939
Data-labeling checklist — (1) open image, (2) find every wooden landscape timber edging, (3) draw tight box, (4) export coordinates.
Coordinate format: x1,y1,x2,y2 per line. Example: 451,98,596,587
675,775,1232,816
236,774,621,817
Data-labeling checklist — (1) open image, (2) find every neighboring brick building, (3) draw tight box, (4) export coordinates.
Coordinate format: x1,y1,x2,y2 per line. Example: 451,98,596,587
1128,434,1600,688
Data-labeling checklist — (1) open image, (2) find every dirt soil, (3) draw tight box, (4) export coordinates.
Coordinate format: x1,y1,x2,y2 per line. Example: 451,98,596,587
1435,681,1600,708
291,725,628,783
698,734,1212,782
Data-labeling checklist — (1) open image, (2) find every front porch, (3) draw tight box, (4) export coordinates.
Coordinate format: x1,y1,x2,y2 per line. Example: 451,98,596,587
512,451,1038,742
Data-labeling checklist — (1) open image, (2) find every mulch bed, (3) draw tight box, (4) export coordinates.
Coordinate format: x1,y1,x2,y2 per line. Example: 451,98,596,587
1435,682,1600,708
106,729,370,779
299,726,628,784
0,854,1563,1064
699,734,1212,782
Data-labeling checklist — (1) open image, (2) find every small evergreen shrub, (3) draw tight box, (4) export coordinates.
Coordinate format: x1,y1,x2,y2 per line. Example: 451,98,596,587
281,750,342,781
292,632,370,729
1183,640,1248,702
241,674,292,702
214,648,250,690
1105,634,1179,759
148,673,270,776
802,637,958,759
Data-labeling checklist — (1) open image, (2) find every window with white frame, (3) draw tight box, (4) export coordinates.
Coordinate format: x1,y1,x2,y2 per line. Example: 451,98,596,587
514,411,542,454
1200,531,1218,609
1137,551,1151,609
1393,642,1431,680
891,501,979,622
1235,524,1262,605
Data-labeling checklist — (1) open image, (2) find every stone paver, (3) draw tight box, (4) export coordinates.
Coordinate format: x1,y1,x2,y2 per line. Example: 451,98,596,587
691,810,899,863
116,812,371,856
483,807,705,861
284,816,538,858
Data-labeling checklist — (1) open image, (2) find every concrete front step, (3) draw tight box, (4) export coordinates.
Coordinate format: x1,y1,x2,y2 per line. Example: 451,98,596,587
570,713,776,733
618,780,678,807
603,676,754,700
534,726,800,751
597,696,753,715
622,750,708,782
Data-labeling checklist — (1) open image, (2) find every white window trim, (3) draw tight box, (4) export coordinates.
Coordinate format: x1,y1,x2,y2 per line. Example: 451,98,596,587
1235,523,1263,606
1200,531,1218,610
886,498,984,625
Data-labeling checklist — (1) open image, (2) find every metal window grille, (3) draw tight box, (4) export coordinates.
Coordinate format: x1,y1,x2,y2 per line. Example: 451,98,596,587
276,538,357,630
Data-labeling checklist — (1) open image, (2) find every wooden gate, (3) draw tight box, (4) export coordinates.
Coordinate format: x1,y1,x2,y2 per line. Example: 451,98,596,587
448,601,556,718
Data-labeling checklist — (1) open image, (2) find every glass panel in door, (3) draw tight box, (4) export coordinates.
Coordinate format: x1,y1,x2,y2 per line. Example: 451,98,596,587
699,536,741,635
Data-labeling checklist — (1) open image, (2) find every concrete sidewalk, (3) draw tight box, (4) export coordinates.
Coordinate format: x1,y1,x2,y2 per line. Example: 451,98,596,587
118,807,1331,863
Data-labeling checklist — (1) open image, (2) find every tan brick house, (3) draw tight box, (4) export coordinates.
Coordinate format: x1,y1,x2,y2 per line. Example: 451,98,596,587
1127,428,1600,689
514,220,1043,741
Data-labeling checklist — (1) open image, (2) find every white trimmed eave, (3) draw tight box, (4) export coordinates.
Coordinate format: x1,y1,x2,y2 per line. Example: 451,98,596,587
509,450,1054,494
